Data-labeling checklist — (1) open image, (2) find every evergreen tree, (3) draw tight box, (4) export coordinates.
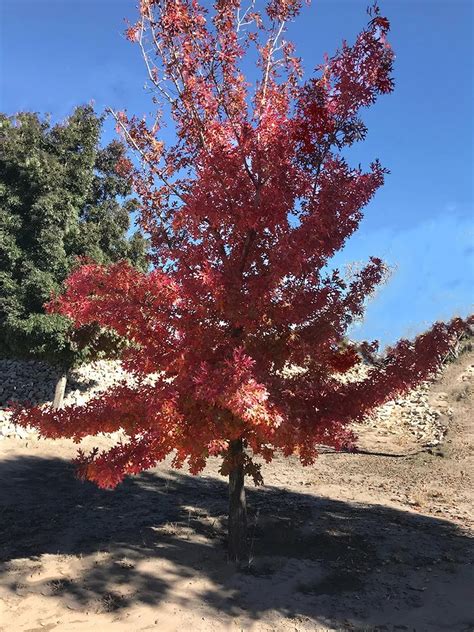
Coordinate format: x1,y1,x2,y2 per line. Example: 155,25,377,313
0,105,147,406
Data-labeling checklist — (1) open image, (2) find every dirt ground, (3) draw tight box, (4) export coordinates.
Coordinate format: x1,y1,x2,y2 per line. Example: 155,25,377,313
0,350,473,631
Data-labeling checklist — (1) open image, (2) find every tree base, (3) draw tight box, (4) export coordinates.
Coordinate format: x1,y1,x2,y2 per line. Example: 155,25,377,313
52,371,68,410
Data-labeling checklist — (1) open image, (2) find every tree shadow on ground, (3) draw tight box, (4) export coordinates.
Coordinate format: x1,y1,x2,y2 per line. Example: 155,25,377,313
0,455,473,630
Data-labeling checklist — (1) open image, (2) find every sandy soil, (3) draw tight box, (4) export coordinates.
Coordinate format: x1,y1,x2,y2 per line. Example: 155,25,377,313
0,350,473,631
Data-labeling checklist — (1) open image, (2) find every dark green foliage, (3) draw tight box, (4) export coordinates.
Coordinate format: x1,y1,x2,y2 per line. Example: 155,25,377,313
0,106,148,367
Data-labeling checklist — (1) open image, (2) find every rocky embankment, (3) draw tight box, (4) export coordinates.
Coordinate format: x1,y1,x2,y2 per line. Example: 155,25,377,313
365,381,453,446
1,354,472,445
0,359,130,439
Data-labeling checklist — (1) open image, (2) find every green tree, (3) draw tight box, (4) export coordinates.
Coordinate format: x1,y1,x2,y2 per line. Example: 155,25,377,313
0,105,148,406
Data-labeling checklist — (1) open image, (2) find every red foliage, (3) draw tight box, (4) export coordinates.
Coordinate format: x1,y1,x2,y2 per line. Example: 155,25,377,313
13,1,472,488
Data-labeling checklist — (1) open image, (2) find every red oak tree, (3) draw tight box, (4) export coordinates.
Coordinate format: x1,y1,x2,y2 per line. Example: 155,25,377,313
13,1,472,560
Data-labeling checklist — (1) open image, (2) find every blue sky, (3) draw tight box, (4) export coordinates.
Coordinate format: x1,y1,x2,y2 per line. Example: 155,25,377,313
1,0,472,348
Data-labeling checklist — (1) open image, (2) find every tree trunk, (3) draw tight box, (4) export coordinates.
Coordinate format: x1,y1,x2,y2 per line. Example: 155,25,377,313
228,438,248,562
52,370,68,410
